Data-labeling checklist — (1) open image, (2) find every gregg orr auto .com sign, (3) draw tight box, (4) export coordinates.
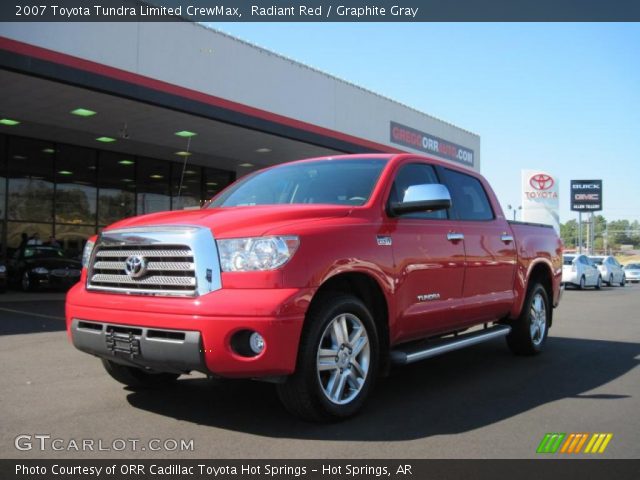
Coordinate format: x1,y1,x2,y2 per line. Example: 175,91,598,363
390,121,474,167
571,180,603,211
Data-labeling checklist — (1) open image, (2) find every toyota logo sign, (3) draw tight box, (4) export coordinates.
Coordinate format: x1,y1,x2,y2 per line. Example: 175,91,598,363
529,174,554,191
124,255,147,278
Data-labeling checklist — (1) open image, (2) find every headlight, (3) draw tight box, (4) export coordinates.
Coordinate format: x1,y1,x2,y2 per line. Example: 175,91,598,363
217,236,300,272
32,267,49,274
82,239,95,268
0,265,6,273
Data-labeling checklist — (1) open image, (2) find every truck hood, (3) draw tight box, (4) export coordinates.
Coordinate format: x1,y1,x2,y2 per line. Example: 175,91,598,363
104,205,351,238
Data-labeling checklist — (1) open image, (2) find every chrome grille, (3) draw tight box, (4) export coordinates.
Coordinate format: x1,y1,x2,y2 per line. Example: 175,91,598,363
86,226,221,297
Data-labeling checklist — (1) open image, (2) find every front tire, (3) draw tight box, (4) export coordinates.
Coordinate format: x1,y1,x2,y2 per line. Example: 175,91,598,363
620,276,626,287
506,283,550,355
595,276,602,290
608,275,614,286
578,276,585,290
277,295,379,422
101,359,179,388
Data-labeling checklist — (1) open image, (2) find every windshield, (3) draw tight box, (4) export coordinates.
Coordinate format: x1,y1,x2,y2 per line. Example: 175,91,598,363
210,158,387,208
24,246,66,259
625,263,640,269
563,255,575,265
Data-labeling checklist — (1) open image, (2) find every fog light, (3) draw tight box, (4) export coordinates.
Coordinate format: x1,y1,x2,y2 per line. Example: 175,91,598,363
249,332,265,354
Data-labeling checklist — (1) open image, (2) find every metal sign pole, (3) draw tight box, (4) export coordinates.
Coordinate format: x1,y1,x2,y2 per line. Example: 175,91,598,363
590,212,596,255
578,212,582,254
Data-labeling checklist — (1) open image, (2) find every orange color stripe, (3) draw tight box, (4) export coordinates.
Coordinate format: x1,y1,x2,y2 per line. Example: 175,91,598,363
574,434,589,453
560,434,575,453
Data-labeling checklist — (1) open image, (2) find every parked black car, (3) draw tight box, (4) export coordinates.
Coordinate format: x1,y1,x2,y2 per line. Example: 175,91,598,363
7,246,82,292
0,262,7,293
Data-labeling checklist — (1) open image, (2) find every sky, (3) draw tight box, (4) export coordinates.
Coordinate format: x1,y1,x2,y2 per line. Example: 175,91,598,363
206,22,639,224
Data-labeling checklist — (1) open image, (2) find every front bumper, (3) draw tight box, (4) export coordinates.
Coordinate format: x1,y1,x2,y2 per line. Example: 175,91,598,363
66,283,311,378
70,319,204,374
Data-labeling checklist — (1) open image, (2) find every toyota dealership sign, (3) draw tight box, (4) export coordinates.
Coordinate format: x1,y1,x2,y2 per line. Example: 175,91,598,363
521,170,560,233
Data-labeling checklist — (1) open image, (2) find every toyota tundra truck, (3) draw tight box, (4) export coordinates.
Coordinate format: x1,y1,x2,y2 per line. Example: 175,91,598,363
66,154,563,421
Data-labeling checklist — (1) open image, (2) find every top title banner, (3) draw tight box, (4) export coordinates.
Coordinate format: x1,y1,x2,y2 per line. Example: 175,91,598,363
3,0,640,22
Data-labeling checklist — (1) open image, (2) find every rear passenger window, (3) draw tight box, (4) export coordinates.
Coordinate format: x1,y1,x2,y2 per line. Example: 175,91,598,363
444,169,494,221
389,163,447,220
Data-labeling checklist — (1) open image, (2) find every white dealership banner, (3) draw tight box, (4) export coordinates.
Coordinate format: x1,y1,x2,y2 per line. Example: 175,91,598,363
521,170,560,233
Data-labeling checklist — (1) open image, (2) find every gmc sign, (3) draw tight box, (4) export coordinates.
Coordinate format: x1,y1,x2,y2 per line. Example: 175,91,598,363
570,179,602,211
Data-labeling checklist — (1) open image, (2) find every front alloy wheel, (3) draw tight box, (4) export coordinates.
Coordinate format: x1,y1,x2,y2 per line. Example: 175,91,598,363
277,295,379,422
317,313,370,405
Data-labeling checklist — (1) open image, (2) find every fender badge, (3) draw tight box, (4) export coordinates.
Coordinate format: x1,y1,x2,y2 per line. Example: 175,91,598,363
377,236,392,246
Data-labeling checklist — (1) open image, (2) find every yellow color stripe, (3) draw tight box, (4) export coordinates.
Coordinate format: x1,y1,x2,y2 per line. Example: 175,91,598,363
560,434,575,453
598,434,613,453
584,434,598,453
590,434,606,453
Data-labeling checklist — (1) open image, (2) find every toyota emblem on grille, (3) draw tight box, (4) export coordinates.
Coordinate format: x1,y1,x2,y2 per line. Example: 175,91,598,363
124,255,147,278
529,174,554,191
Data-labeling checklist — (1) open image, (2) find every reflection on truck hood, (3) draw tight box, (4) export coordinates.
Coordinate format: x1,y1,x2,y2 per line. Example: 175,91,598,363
104,205,352,238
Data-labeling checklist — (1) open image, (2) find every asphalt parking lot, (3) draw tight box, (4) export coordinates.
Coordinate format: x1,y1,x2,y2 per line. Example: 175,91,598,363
0,284,638,459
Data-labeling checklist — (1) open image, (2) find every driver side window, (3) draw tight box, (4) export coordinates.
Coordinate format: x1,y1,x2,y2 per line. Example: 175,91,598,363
389,163,447,219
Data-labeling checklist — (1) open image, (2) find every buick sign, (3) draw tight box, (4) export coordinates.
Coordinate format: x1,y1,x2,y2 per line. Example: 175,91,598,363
571,179,602,211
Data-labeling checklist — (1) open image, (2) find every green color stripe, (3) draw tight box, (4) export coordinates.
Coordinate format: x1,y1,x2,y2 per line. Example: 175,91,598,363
549,433,566,453
537,433,566,453
537,433,553,453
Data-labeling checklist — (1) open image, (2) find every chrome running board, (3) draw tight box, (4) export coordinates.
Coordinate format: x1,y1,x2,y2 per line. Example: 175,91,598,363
390,324,511,365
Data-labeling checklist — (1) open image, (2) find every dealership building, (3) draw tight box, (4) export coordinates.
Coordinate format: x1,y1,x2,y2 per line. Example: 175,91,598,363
0,21,480,260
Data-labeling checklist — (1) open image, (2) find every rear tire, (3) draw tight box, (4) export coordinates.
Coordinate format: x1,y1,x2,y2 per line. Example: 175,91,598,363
506,283,550,356
277,295,379,422
595,276,602,290
620,276,626,287
578,276,585,290
608,275,614,286
101,359,179,388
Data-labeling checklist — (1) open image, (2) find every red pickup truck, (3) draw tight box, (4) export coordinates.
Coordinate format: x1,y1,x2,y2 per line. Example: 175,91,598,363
66,154,562,421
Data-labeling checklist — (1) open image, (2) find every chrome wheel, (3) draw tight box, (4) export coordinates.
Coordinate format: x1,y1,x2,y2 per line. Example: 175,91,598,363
316,313,370,405
21,272,31,292
529,292,547,346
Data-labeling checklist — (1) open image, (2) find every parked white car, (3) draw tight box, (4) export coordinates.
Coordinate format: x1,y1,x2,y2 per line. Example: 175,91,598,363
589,256,626,287
562,254,602,289
624,263,640,283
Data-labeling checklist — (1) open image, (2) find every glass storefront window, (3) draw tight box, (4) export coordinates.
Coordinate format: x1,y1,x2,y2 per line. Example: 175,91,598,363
0,135,6,255
0,135,235,262
172,164,202,210
98,152,136,225
137,157,170,214
6,221,53,255
7,137,54,223
55,224,96,261
204,167,235,203
55,144,97,224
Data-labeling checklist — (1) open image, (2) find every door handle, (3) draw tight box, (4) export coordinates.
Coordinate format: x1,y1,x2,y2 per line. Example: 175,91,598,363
447,232,464,242
501,233,514,243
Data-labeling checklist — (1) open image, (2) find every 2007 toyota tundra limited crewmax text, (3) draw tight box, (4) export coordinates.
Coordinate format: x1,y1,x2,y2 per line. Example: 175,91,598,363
66,154,563,421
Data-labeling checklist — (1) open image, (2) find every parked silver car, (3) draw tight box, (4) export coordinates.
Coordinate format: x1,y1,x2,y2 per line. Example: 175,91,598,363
624,263,640,283
562,254,602,289
589,255,626,287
